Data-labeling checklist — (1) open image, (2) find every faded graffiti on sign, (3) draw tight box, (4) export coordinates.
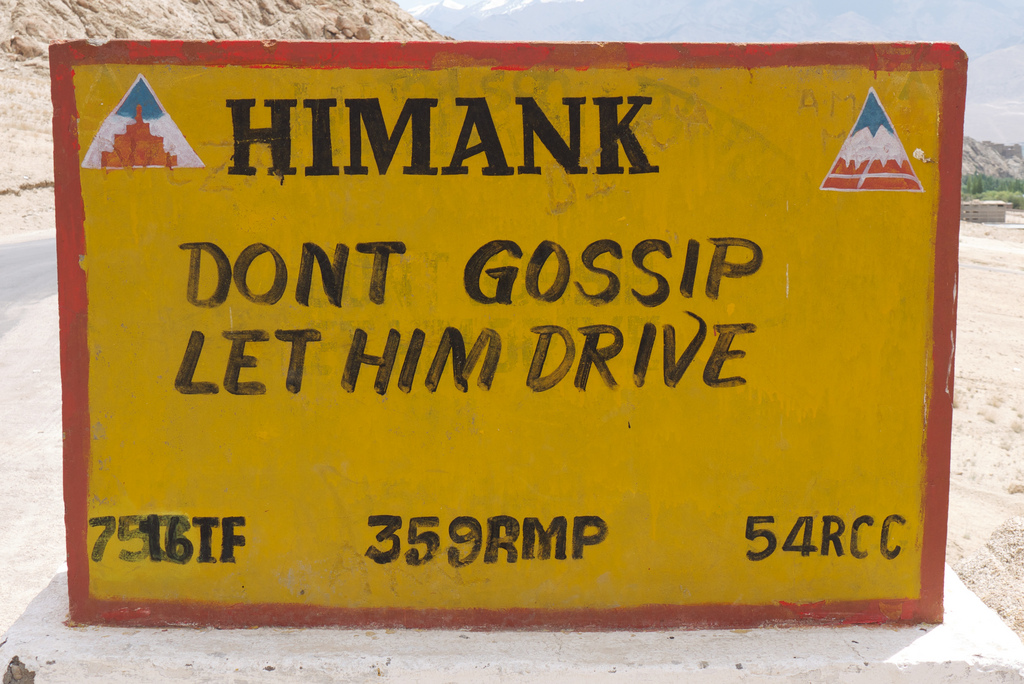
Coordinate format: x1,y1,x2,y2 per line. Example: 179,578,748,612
53,42,963,629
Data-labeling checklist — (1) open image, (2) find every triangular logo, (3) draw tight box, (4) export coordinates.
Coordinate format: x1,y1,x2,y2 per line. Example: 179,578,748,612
820,88,922,192
82,74,204,170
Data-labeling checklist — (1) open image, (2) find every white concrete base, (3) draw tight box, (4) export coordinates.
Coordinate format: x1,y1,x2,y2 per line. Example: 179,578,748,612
2,567,1023,683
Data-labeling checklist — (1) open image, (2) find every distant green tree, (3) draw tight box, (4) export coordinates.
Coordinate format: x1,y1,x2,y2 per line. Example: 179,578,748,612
961,174,1024,207
976,191,1024,209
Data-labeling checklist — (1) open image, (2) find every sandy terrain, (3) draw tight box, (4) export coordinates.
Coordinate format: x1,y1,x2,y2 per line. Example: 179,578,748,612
949,219,1024,565
1,52,1023,639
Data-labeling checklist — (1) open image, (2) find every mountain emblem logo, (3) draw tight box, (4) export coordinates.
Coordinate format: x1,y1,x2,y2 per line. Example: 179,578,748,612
82,74,203,170
820,88,922,192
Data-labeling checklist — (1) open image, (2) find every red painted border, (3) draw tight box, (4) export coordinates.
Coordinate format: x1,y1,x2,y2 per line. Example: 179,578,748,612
81,596,924,630
50,43,91,625
917,46,967,622
52,40,963,72
50,40,965,630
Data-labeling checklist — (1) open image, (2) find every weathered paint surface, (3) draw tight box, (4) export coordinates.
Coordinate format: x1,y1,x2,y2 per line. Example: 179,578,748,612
50,41,965,629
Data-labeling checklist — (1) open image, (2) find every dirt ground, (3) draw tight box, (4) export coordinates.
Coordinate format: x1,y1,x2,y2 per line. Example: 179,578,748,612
1,53,1023,639
949,217,1024,567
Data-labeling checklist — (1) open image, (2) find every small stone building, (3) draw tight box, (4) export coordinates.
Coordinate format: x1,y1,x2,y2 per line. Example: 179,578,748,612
961,199,1011,223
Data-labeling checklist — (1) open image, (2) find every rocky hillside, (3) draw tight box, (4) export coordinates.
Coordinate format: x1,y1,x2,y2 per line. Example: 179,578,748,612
0,0,444,59
963,136,1024,179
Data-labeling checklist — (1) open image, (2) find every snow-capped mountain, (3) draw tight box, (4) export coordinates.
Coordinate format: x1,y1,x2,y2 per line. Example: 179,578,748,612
836,127,910,169
821,88,922,191
407,0,471,35
410,0,1024,61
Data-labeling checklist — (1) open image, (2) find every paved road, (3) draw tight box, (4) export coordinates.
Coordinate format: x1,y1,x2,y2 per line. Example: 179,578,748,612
0,237,63,637
0,238,57,339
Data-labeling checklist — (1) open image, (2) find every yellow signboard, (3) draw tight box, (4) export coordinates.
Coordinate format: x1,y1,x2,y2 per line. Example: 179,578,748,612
52,41,964,628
